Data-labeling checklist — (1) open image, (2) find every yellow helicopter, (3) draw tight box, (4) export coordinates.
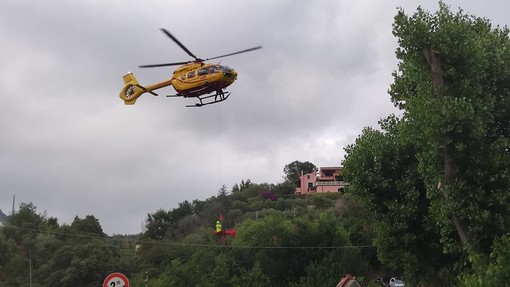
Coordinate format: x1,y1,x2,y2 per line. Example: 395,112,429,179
119,29,262,107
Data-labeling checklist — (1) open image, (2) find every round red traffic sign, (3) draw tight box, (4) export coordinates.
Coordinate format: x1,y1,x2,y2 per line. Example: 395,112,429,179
103,272,129,287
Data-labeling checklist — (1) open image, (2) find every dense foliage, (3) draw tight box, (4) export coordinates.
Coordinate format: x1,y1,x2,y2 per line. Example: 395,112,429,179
344,2,510,286
343,116,455,286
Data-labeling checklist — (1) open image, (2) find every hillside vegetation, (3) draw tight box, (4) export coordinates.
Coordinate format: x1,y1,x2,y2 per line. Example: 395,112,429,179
1,180,377,287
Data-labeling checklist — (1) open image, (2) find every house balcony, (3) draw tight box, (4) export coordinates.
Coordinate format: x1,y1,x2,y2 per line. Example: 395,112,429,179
316,181,346,186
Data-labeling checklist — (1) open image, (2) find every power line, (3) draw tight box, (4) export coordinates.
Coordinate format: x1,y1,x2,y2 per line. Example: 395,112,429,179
4,225,375,250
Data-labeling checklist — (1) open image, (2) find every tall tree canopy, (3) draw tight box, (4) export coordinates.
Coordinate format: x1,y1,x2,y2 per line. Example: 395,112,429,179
345,2,510,285
391,2,510,254
283,161,317,186
343,116,454,286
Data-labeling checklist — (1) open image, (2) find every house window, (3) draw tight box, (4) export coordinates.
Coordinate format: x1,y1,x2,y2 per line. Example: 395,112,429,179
307,175,310,179
308,182,313,189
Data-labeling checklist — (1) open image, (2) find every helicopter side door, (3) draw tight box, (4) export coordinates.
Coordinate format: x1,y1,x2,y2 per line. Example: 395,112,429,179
172,68,199,91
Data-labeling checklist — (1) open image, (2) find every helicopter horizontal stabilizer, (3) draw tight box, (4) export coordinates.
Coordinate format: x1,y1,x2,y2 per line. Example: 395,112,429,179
139,85,158,96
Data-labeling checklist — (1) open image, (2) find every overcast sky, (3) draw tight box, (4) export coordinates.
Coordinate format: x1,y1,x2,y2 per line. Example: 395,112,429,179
1,0,508,235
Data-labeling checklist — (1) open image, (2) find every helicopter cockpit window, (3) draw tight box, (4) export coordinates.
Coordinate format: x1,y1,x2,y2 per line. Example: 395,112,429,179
197,68,209,76
187,71,195,78
208,66,219,74
197,66,220,76
219,65,233,73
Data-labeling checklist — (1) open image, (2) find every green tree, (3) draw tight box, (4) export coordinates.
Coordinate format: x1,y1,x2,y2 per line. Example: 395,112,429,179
459,234,510,286
144,209,170,240
231,215,296,286
1,203,48,286
343,116,454,286
70,215,105,237
231,179,252,194
271,180,296,195
43,238,118,286
283,160,316,186
233,260,271,287
343,2,510,284
210,253,232,287
230,211,371,286
391,2,510,255
8,203,44,229
290,251,367,287
170,200,193,222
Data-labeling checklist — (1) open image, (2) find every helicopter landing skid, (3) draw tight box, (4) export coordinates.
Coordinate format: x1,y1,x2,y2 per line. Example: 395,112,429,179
188,91,231,107
166,90,230,107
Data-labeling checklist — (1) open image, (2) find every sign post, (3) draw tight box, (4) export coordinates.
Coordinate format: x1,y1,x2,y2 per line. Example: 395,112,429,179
103,272,129,287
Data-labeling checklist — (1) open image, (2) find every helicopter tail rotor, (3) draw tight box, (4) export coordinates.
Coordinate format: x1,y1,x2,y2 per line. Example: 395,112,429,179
119,73,149,105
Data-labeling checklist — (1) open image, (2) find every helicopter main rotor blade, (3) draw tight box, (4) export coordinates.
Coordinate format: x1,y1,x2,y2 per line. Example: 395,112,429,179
139,61,190,68
160,28,199,60
205,46,262,61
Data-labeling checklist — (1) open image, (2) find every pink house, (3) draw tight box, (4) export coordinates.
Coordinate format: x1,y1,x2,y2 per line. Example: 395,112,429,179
295,166,347,195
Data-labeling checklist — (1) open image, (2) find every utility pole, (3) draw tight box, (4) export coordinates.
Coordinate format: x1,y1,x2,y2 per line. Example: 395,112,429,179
12,194,15,215
29,249,32,287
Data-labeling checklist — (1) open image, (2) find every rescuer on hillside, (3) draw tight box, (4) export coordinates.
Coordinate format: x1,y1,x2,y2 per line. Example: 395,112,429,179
215,220,223,234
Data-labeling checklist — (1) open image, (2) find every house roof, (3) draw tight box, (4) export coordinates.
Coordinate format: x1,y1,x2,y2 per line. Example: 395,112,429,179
320,166,342,170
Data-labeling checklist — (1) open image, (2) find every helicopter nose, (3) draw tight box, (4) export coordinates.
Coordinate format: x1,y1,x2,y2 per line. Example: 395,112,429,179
223,69,237,81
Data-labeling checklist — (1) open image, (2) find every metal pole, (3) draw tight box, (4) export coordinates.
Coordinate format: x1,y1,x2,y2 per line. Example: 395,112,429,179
29,249,32,287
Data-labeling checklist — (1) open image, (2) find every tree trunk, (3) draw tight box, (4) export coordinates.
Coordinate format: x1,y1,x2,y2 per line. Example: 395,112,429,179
422,48,469,246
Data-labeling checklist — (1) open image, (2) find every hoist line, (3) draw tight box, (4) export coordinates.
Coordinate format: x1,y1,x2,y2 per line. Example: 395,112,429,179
218,102,223,190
